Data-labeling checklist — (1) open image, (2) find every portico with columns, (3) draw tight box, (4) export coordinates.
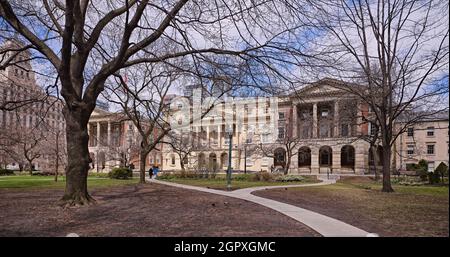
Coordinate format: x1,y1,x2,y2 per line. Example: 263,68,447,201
289,79,370,174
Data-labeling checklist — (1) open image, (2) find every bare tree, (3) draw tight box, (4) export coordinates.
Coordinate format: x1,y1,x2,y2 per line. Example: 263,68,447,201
164,131,199,173
1,0,315,205
308,0,449,192
44,126,67,182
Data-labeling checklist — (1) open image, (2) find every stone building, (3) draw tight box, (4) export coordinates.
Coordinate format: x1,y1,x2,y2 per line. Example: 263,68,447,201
87,107,163,172
0,38,66,172
86,78,448,175
395,112,449,173
162,78,374,174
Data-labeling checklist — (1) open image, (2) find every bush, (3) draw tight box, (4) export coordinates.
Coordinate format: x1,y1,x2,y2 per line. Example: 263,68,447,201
32,171,54,176
88,172,110,178
108,167,132,179
0,169,14,176
435,162,449,178
427,172,441,184
275,175,304,182
252,171,274,182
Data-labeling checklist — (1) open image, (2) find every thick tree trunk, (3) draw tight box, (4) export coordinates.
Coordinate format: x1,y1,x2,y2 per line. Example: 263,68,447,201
381,147,394,192
180,157,186,172
28,161,32,176
139,150,147,183
60,109,94,207
284,151,291,175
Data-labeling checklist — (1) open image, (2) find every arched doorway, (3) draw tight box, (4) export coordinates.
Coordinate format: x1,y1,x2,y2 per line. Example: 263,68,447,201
341,145,355,170
220,152,228,170
274,148,286,167
298,147,311,168
209,153,218,172
198,152,206,169
319,146,332,167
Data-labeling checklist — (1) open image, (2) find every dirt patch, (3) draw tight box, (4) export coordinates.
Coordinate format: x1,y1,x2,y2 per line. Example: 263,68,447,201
0,183,320,237
254,184,449,237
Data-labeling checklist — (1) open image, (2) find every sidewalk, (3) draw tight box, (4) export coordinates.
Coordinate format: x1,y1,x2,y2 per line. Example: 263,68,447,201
148,178,371,237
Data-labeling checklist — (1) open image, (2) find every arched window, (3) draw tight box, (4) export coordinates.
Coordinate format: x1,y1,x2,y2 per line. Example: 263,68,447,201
319,146,332,166
341,145,355,168
298,147,311,167
274,148,286,167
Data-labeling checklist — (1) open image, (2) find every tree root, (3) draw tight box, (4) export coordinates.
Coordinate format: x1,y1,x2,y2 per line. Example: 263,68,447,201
59,193,97,208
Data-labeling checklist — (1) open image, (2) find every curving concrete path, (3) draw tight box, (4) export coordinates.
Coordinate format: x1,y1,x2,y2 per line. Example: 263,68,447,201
148,178,372,237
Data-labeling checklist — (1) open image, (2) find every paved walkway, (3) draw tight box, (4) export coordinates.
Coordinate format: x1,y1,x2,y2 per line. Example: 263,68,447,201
148,178,371,237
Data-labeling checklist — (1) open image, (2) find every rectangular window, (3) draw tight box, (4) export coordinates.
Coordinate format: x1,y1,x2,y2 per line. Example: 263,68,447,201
407,145,414,155
407,127,414,137
321,109,329,117
427,144,435,155
427,127,434,137
320,123,329,138
341,124,349,137
279,112,285,120
261,134,269,143
302,126,310,139
278,127,285,139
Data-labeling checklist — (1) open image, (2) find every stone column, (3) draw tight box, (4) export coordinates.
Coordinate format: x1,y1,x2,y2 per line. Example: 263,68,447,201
334,101,339,137
354,143,367,174
310,146,319,174
206,125,210,146
356,101,362,136
107,121,111,146
96,122,101,146
312,103,318,138
217,124,222,148
332,146,341,173
292,104,298,138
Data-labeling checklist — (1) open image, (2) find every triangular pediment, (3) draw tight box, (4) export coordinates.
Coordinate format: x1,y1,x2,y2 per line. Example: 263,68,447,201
292,78,348,97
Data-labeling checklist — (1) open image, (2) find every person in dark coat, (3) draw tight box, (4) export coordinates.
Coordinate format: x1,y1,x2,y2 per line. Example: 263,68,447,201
148,167,153,179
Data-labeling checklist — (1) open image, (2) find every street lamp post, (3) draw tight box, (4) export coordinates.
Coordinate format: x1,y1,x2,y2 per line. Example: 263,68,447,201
244,142,247,174
226,126,233,191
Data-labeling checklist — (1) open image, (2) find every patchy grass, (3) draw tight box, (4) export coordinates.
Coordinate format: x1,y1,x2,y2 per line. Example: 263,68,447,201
0,175,138,189
0,183,319,236
157,174,319,190
254,176,449,237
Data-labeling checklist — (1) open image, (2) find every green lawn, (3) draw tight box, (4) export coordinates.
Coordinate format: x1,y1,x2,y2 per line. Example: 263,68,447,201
157,174,320,190
0,175,138,189
254,176,449,236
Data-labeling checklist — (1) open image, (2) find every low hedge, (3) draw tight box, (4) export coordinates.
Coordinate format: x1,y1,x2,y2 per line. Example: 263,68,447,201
108,167,132,179
88,172,110,178
0,169,14,176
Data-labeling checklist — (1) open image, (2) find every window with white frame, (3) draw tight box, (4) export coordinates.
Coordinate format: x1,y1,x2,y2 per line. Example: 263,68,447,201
407,145,414,155
427,144,435,155
407,127,414,137
427,127,435,137
278,127,285,139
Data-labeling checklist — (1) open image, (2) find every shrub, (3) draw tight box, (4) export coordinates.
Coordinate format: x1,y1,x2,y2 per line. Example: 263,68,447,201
427,172,441,184
252,171,274,182
88,172,110,178
435,162,449,179
275,175,304,182
32,171,54,176
108,167,132,179
0,168,14,176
